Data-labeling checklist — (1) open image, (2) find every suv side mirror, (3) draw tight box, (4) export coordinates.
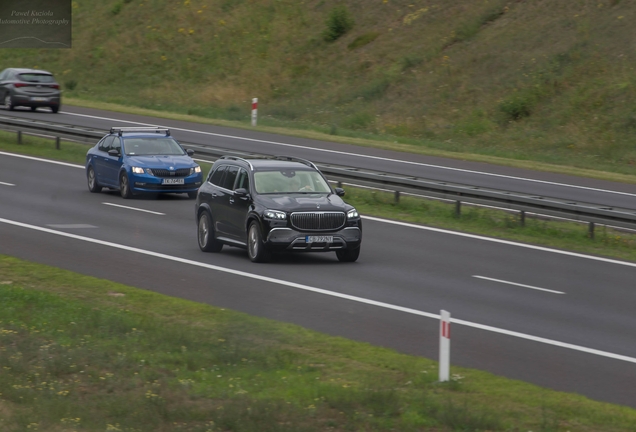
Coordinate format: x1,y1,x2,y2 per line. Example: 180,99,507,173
334,188,345,197
234,188,249,198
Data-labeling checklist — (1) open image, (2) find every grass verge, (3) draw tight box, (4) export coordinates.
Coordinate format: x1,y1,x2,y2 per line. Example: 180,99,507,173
1,129,635,264
1,255,635,431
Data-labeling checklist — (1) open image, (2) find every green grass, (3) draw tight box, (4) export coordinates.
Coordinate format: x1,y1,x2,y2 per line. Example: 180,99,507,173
1,255,635,431
2,129,636,264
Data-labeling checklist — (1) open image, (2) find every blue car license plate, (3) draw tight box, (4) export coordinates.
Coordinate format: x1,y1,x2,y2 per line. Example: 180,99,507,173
162,178,184,185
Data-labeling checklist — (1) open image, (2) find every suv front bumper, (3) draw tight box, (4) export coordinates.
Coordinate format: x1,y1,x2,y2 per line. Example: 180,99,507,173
266,226,361,251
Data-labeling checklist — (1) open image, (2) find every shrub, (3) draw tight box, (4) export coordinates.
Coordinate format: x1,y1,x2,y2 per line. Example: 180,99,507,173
111,1,123,15
498,91,537,122
64,80,78,91
323,5,355,42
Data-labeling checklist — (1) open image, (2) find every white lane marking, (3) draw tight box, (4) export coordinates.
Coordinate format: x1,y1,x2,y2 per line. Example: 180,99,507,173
0,181,15,186
362,216,636,269
473,275,565,295
62,111,636,198
1,216,635,365
0,151,84,168
102,202,165,215
46,224,97,229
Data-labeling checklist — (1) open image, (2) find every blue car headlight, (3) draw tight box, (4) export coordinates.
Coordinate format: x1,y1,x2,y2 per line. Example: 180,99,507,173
131,166,145,174
190,166,202,175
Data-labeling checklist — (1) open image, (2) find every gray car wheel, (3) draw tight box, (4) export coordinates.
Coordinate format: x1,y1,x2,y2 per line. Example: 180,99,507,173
247,221,271,263
4,94,14,111
198,212,223,252
87,166,102,193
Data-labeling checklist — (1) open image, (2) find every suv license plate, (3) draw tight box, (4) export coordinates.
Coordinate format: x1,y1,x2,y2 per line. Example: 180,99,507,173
306,235,333,243
162,178,184,185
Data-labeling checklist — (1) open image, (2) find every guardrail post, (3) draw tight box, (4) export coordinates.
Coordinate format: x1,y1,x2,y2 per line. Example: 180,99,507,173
17,130,22,144
55,136,60,150
394,190,400,204
520,210,526,227
589,222,595,239
455,201,461,218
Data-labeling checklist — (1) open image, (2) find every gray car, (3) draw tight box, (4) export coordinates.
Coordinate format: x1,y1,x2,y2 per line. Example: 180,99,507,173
0,68,61,113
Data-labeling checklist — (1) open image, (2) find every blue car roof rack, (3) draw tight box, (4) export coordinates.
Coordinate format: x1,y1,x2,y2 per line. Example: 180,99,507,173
110,127,170,136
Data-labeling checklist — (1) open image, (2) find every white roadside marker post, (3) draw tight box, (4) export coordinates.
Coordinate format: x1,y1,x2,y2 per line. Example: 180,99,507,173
439,309,450,382
251,97,258,126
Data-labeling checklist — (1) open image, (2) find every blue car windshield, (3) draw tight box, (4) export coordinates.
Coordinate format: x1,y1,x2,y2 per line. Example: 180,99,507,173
123,138,186,156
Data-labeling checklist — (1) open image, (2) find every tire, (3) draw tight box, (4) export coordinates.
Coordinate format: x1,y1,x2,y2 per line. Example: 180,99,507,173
198,211,223,252
4,94,14,111
119,172,134,199
30,106,37,112
51,105,59,113
187,191,198,199
336,246,360,263
247,221,271,263
87,166,102,193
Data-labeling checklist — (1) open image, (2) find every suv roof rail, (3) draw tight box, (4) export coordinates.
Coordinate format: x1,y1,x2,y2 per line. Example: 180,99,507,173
272,155,318,170
219,155,254,170
110,127,171,136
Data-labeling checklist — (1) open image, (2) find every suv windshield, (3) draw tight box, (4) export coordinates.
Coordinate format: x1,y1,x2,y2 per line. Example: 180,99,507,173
123,138,185,156
254,169,331,194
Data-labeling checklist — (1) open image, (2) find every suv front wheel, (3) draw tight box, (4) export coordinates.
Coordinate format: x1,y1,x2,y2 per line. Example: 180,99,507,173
336,246,360,263
247,221,271,263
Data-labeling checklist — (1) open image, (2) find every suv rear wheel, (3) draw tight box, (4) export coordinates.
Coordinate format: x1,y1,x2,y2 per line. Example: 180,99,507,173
198,212,223,252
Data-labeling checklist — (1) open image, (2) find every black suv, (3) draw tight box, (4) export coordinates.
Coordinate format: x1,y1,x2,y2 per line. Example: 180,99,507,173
195,156,362,262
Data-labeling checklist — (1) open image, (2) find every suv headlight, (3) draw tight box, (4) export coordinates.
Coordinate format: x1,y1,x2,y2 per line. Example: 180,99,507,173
347,208,359,219
264,209,286,220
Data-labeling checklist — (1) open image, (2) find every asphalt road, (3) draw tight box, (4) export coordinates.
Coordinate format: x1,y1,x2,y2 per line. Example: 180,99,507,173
1,150,636,408
3,105,636,211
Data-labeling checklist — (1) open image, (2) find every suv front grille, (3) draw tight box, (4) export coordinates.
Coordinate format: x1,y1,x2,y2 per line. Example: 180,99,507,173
150,168,191,178
290,212,346,231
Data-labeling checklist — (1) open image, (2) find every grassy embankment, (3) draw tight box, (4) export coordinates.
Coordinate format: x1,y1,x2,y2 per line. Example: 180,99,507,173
1,255,636,431
2,0,636,176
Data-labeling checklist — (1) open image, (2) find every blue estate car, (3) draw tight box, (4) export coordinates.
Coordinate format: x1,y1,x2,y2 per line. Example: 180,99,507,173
85,127,203,199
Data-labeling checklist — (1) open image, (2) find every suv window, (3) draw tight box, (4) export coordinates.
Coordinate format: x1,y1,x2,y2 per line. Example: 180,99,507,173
209,165,227,186
236,168,250,191
221,166,239,190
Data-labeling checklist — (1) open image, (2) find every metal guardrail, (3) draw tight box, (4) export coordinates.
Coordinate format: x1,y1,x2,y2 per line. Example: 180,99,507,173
2,115,636,234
